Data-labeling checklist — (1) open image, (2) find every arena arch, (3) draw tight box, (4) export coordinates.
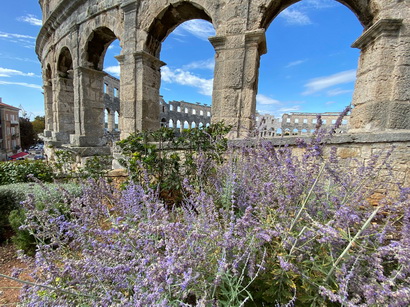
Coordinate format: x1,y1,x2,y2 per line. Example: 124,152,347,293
260,0,374,30
52,47,75,143
36,0,409,151
144,2,213,57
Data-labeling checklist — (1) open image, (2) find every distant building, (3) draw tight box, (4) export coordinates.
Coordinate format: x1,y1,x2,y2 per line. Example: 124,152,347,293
159,97,211,131
281,112,349,135
255,113,282,137
0,98,21,160
255,111,350,137
103,76,211,133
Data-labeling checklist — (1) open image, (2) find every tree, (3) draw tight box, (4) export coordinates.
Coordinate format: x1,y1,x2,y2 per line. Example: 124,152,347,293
32,116,45,136
19,117,36,149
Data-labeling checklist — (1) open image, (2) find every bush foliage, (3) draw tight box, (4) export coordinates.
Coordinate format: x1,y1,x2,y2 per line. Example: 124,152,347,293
117,122,231,204
0,160,53,185
0,183,81,252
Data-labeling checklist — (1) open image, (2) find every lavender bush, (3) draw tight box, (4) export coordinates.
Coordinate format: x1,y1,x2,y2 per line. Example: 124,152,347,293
10,110,410,306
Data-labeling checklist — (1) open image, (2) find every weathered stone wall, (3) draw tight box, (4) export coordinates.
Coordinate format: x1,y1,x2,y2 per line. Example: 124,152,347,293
233,132,410,198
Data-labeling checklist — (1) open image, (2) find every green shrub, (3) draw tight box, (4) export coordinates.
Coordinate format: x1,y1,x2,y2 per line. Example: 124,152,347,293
0,160,54,185
117,123,231,204
0,183,82,253
0,187,25,242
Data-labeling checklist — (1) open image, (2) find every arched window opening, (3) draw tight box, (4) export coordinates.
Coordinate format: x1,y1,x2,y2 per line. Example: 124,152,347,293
184,121,189,129
55,47,75,142
191,122,196,128
114,111,119,131
104,109,109,130
257,2,362,125
169,119,174,128
158,16,215,115
161,118,167,127
176,120,181,129
103,38,122,134
44,64,53,135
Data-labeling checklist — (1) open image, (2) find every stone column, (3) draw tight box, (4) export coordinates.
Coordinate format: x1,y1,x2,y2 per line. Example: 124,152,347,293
107,110,115,132
70,66,106,147
43,82,53,138
351,19,408,131
117,51,164,139
210,29,266,138
52,71,75,143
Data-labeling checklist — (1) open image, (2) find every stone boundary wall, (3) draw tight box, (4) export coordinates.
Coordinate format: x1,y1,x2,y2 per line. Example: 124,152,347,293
232,132,410,198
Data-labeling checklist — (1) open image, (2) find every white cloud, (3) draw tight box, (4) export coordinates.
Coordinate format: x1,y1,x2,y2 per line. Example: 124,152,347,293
0,54,38,63
174,20,215,41
18,14,42,26
0,31,36,48
183,58,215,71
285,60,306,68
303,69,356,95
304,0,336,9
161,66,213,96
0,67,37,78
280,9,312,26
327,88,353,96
279,0,335,26
104,65,121,78
0,32,36,40
278,106,301,113
256,94,280,105
0,80,42,90
256,109,277,116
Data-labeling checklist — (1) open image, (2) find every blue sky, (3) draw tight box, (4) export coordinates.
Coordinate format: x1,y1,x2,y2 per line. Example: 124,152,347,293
0,0,362,119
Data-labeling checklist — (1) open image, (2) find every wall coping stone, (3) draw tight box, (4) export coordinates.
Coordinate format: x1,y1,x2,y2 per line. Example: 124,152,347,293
230,131,410,147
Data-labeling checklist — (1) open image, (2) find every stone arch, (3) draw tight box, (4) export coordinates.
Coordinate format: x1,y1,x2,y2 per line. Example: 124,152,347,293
145,1,213,57
85,27,118,70
53,47,75,142
45,64,52,83
57,47,73,76
161,118,167,127
260,0,374,30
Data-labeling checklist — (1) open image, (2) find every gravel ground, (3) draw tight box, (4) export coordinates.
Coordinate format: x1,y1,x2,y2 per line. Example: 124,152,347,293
0,243,32,306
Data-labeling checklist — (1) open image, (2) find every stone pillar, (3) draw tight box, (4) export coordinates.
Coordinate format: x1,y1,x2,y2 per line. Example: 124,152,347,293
52,71,75,143
107,110,115,132
43,82,53,137
70,66,106,147
210,29,266,138
351,19,409,131
117,51,164,139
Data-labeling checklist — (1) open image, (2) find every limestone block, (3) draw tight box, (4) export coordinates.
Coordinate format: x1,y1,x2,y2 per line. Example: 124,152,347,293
338,147,360,159
386,101,410,129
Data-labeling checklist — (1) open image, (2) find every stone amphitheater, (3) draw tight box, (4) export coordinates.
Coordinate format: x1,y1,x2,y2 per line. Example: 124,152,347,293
37,0,409,190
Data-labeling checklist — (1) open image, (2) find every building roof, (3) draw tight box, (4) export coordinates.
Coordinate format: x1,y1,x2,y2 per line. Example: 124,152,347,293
0,102,20,111
9,152,29,160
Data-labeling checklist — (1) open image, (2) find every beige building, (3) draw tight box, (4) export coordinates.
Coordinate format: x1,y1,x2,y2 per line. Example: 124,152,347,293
0,98,21,160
